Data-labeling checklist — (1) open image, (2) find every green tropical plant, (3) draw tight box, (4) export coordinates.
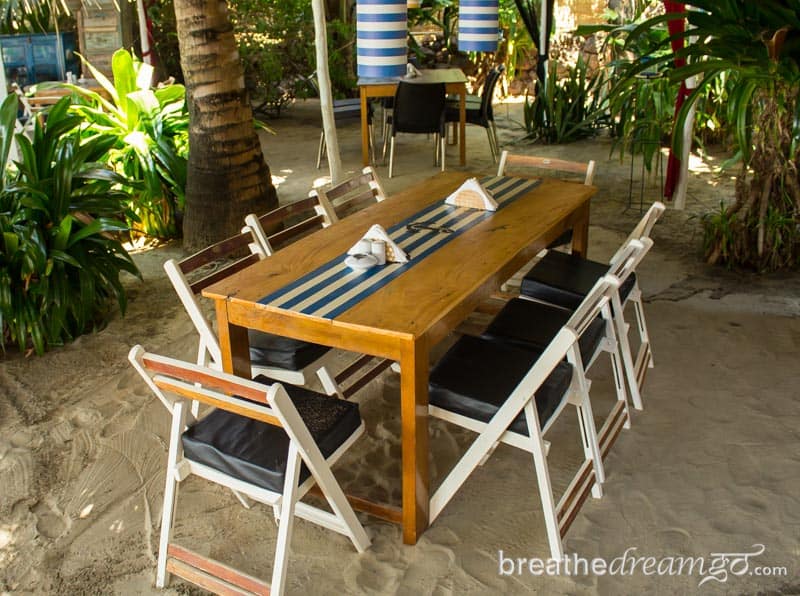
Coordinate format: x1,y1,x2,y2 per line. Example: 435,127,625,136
0,94,141,355
66,48,189,240
609,1,800,270
0,0,73,34
523,56,607,143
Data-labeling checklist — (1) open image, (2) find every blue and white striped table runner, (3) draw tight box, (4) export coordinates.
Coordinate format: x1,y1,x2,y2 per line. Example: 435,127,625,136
258,176,541,320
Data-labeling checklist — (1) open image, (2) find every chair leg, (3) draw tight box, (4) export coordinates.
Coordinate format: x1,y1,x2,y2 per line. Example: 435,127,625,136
485,126,497,163
631,286,654,377
316,131,325,169
440,135,446,172
389,137,396,178
368,123,376,165
317,365,344,399
602,305,631,429
490,120,500,162
271,445,302,596
524,401,564,561
576,395,605,497
433,133,439,166
612,295,643,411
156,402,188,588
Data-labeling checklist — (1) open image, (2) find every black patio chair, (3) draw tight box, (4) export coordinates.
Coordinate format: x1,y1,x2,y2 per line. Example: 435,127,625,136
383,81,446,178
445,64,505,162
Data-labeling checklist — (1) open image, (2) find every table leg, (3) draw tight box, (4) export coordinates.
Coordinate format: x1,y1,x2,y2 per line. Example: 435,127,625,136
214,300,251,377
571,201,591,259
400,339,430,545
459,86,466,166
360,87,370,167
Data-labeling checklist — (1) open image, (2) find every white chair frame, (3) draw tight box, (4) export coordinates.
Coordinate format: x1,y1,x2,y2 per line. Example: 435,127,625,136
429,275,622,560
128,347,370,595
163,229,345,398
606,202,665,406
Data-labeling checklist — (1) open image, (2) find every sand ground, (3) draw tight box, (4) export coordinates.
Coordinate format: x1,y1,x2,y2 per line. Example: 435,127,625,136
1,99,798,595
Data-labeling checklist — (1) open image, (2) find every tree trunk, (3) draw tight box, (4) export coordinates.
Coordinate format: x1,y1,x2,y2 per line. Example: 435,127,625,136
312,0,343,184
174,0,278,251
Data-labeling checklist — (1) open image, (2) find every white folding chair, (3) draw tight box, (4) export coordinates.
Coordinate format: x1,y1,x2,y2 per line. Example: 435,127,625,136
495,150,597,291
128,346,370,595
428,275,619,560
481,238,653,448
520,201,666,408
163,228,346,398
309,166,388,223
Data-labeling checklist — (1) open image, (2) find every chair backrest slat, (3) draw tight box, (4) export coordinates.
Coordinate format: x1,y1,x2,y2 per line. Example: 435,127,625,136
178,232,255,274
134,349,283,426
497,151,596,186
312,166,387,223
268,214,329,251
153,377,282,426
324,173,374,201
245,194,333,256
186,252,261,295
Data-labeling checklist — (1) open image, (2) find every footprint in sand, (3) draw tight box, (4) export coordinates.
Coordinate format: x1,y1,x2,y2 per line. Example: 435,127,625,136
0,443,33,514
33,500,69,539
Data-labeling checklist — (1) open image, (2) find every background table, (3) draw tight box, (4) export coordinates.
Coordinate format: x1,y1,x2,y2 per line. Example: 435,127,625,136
358,68,468,167
204,171,594,544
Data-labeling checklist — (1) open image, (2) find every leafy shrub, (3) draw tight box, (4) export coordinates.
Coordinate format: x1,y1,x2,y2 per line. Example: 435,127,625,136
68,49,189,240
0,95,140,355
523,56,607,143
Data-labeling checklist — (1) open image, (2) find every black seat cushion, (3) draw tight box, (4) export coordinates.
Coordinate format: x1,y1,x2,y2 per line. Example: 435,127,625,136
520,250,637,310
429,335,573,436
482,298,606,363
182,380,361,493
248,329,331,371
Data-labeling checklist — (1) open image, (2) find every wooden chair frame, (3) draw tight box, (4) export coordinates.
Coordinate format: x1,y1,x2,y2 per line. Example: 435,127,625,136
163,229,346,398
129,346,370,595
429,276,622,560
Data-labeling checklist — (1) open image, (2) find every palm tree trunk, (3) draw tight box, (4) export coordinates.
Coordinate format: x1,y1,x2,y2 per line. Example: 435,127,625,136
174,0,278,251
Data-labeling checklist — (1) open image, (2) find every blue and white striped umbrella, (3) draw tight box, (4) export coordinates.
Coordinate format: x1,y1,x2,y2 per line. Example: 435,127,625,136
458,0,499,52
357,0,408,78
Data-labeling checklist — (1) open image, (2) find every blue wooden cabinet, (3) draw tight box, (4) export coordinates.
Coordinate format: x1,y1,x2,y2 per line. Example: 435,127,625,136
0,32,78,87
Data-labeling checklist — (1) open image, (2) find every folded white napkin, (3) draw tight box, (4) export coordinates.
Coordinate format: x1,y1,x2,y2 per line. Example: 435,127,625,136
444,178,498,211
347,224,409,263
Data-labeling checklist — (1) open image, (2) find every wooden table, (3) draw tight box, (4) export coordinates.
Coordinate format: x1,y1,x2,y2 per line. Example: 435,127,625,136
203,172,594,544
358,68,468,167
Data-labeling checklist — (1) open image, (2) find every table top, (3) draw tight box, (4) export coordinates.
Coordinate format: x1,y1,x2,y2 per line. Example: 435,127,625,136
204,171,594,349
358,67,467,87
